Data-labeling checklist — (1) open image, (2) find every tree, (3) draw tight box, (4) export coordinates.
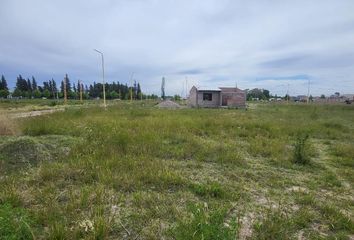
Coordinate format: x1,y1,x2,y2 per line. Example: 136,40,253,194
137,83,142,99
247,88,268,100
0,90,8,98
14,75,29,97
32,76,37,91
27,78,32,93
34,89,42,98
50,79,57,99
263,89,270,99
13,88,22,97
43,89,50,98
133,81,137,99
0,75,8,91
61,74,71,98
0,75,9,98
320,94,326,99
77,80,81,97
110,91,118,99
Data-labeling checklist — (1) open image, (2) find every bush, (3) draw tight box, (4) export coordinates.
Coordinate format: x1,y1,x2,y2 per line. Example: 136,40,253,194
293,134,310,164
48,101,57,106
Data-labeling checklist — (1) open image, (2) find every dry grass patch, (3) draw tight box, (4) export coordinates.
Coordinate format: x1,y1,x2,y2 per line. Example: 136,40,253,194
0,113,20,135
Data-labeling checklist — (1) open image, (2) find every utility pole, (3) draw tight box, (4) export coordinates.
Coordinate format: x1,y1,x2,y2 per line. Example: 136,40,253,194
130,72,134,102
64,74,67,104
94,49,106,108
79,80,83,103
185,76,188,99
307,79,310,104
51,79,55,100
286,83,289,104
161,77,165,100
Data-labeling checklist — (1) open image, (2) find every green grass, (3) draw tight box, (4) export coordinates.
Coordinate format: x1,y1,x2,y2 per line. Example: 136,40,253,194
0,101,353,239
0,203,35,240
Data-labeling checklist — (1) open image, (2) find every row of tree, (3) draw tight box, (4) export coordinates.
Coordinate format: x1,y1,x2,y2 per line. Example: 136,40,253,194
0,74,158,100
246,88,271,100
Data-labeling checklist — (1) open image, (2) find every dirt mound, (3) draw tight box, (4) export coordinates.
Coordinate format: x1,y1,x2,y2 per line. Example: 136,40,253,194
156,100,181,109
0,135,77,171
0,137,50,169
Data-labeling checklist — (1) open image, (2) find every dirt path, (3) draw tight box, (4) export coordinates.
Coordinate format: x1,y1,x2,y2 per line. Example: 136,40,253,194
8,108,65,119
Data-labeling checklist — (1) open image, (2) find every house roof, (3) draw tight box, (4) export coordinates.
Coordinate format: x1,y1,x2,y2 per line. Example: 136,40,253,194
342,94,354,98
219,87,245,92
196,87,221,92
192,86,245,92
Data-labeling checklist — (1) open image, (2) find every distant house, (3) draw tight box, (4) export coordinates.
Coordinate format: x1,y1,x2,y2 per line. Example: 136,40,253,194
342,94,354,101
298,95,309,102
188,86,246,108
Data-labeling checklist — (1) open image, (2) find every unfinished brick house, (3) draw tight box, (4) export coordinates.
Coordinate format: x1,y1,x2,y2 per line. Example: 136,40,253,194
188,86,246,108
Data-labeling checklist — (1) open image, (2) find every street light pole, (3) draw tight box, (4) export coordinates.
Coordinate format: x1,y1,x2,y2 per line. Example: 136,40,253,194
94,49,106,108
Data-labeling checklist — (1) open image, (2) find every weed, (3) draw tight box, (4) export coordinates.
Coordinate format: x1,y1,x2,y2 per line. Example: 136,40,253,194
189,182,227,199
318,204,354,233
321,172,342,188
293,134,311,164
253,209,291,239
172,203,238,240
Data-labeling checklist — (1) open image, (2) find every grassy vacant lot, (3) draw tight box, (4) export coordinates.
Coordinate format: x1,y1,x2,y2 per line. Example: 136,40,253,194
0,101,353,239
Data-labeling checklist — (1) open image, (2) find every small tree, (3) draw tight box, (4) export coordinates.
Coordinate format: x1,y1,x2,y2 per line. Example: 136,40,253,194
12,88,22,97
0,75,9,91
0,89,9,98
34,89,42,98
43,89,50,98
110,91,118,99
174,95,181,101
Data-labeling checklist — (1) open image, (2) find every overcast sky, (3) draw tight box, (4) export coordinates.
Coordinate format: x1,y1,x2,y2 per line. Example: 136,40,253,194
1,0,354,96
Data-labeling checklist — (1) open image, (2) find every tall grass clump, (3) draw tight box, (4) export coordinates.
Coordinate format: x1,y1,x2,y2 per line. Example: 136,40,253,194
0,114,20,135
189,182,227,199
292,134,311,165
172,203,238,240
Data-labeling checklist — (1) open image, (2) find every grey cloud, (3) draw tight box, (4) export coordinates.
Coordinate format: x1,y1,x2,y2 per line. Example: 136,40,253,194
176,69,204,75
258,56,309,69
0,0,354,96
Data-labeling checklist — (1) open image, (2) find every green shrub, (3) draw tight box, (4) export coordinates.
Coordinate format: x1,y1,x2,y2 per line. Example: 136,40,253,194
293,134,310,164
48,101,57,106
